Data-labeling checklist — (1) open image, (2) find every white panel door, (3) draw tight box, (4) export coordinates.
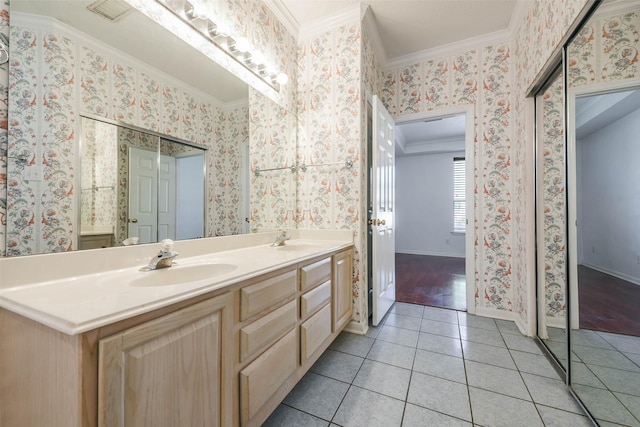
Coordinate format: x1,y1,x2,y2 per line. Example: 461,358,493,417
158,154,176,241
371,95,396,326
128,147,157,244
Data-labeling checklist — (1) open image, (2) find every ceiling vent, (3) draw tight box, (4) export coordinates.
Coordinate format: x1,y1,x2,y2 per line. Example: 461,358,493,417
87,0,134,22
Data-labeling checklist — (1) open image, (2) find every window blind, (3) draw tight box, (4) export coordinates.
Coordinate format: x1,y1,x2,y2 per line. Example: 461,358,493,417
453,157,466,232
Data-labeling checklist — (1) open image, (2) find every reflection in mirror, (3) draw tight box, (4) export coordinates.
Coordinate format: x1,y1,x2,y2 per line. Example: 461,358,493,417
7,1,255,255
80,117,206,249
536,65,568,370
567,0,640,424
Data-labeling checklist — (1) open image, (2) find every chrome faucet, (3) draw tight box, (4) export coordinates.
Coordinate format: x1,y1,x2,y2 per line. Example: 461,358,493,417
272,230,290,247
141,239,179,271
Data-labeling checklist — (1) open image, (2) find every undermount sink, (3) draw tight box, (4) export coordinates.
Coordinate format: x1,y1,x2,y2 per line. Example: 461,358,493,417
130,263,237,287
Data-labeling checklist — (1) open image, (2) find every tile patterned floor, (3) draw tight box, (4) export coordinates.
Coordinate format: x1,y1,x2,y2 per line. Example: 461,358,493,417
543,327,640,426
263,303,595,427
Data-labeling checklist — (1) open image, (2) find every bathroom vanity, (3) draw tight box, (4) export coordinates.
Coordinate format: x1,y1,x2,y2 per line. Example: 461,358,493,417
0,231,353,427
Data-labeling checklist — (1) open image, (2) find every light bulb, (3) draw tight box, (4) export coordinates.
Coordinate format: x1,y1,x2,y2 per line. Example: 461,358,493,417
251,51,265,66
276,73,288,85
191,0,209,19
235,37,250,53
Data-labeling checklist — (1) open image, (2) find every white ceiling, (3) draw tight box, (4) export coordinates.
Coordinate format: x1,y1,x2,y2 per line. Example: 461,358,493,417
280,0,521,61
396,114,466,156
576,88,640,139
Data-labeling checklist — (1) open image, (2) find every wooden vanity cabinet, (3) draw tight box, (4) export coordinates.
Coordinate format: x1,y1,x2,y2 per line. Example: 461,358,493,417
237,248,354,427
0,246,354,427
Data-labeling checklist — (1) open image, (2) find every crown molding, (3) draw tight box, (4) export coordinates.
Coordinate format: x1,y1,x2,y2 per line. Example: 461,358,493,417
594,0,640,19
384,28,511,70
362,4,388,67
298,2,363,40
262,0,299,39
508,0,529,35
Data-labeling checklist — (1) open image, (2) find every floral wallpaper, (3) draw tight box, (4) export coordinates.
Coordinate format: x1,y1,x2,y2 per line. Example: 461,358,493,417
80,119,118,230
0,0,7,257
511,0,587,329
297,22,367,324
540,72,566,322
249,87,295,232
216,101,249,236
569,9,640,87
534,6,640,324
6,15,248,254
382,44,514,314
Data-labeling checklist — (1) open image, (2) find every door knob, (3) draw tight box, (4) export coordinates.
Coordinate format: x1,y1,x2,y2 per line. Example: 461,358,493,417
129,218,138,223
368,219,386,226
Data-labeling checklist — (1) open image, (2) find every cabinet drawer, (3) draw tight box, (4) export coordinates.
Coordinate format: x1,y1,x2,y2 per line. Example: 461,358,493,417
240,329,297,426
300,280,331,320
300,303,331,363
300,258,331,292
240,300,297,362
240,270,297,321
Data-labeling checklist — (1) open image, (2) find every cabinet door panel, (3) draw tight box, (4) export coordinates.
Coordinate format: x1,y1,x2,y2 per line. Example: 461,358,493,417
99,294,232,427
300,280,331,320
300,303,331,362
240,329,297,426
240,299,297,362
300,258,331,292
333,250,353,332
240,270,297,321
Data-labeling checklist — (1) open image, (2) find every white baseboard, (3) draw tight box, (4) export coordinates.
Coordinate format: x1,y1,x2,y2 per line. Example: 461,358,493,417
396,250,465,258
581,263,640,286
344,319,368,335
545,316,566,329
473,307,516,322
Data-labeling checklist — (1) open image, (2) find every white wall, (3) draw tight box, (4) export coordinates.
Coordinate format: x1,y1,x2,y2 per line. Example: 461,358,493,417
577,108,640,285
176,155,205,240
396,151,465,257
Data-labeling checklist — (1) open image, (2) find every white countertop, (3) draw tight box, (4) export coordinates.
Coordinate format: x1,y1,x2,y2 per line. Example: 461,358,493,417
0,231,353,335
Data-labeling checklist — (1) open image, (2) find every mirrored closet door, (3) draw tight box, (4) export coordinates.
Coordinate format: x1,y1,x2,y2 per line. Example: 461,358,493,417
536,0,640,425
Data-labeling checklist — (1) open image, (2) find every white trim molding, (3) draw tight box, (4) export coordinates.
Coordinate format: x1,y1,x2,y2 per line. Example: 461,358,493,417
385,29,511,70
262,0,300,39
297,2,363,40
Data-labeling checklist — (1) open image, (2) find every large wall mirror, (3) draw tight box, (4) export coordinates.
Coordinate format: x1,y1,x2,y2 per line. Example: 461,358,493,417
6,0,296,255
537,0,640,425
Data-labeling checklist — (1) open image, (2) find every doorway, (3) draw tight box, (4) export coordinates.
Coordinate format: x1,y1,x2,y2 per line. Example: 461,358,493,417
394,108,475,313
568,85,640,336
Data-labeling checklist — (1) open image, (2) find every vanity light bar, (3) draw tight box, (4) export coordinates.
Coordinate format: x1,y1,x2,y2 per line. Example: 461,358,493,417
155,0,287,91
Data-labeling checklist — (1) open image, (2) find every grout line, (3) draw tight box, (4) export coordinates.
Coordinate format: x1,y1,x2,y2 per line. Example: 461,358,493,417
456,313,478,426
278,302,607,427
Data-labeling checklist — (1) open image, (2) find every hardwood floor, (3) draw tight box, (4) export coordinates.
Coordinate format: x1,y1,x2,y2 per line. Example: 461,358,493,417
579,265,640,337
395,253,466,311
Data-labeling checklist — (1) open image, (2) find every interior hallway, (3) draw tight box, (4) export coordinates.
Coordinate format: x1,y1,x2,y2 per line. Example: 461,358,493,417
395,254,466,311
264,303,592,426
